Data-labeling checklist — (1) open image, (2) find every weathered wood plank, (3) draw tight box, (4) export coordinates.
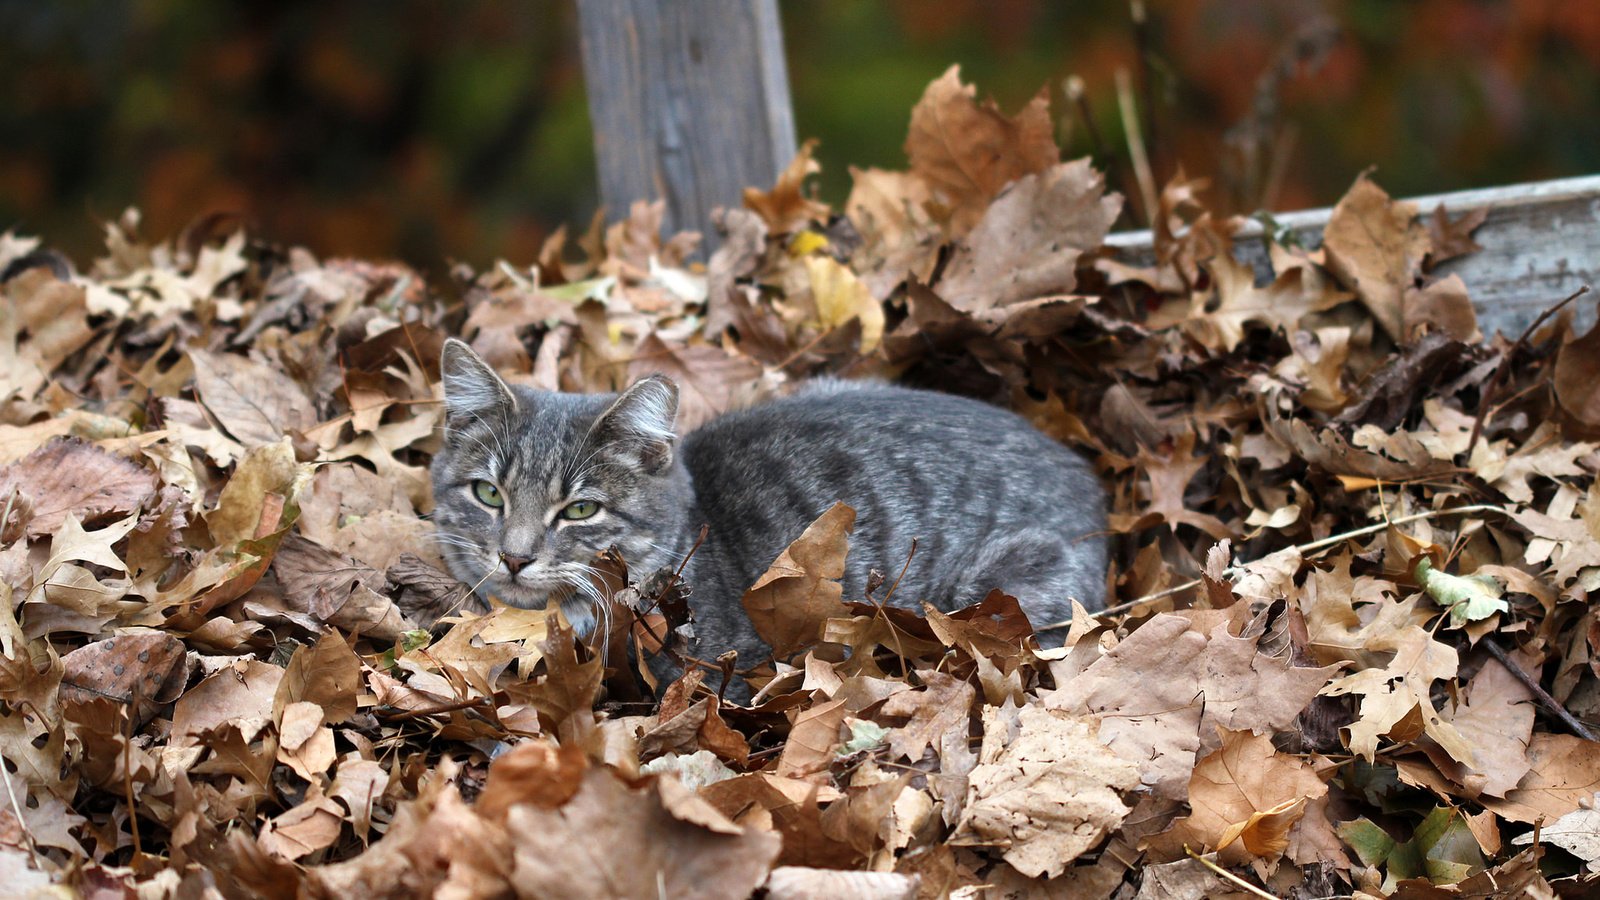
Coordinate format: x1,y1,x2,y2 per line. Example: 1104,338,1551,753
1105,174,1600,337
576,0,796,255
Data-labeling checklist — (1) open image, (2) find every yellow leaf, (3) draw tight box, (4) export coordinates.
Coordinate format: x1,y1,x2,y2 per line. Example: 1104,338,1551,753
804,256,884,354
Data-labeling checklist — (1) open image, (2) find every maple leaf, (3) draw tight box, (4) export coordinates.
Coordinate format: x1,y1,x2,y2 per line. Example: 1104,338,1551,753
954,704,1138,879
1305,583,1470,764
741,502,855,659
1109,432,1232,541
904,65,1058,235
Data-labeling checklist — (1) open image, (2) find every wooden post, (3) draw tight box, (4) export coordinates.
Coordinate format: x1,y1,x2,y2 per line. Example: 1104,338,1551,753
576,0,796,254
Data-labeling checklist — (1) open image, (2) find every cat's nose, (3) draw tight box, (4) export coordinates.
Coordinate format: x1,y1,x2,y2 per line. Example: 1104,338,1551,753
500,553,533,574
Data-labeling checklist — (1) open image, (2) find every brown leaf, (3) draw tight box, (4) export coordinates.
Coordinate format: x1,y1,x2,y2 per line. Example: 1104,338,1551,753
845,167,940,300
879,670,974,766
743,140,830,235
189,349,317,447
1185,255,1349,353
272,532,412,640
1322,173,1430,342
1045,613,1335,801
506,767,780,900
476,739,589,822
0,438,158,537
59,632,189,727
776,697,847,781
955,705,1138,878
1430,656,1535,799
1304,579,1469,764
171,659,283,749
1402,274,1480,343
1555,314,1600,427
904,66,1058,235
1144,728,1328,867
742,502,855,659
936,160,1121,313
273,631,361,727
1480,733,1600,824
1426,203,1488,269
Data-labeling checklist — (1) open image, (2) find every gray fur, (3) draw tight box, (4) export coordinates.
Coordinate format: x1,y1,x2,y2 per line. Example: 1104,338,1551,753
430,339,1107,667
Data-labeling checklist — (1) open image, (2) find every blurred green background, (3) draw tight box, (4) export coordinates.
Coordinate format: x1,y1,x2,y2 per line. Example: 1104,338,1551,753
2,0,1597,270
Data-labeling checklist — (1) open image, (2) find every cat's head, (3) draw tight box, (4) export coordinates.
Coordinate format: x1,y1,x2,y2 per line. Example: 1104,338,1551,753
429,339,691,631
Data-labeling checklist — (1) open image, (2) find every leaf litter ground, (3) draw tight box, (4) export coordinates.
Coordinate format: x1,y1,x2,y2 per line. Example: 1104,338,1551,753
2,66,1599,898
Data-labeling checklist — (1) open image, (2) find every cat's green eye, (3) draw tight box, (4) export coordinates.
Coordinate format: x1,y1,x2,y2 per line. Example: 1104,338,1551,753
560,499,601,521
472,480,504,508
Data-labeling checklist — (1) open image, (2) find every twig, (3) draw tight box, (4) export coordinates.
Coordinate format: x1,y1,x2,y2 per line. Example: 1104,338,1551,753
1182,846,1278,900
1063,76,1108,162
0,747,42,867
1130,0,1160,177
1466,285,1589,454
1482,639,1597,741
1036,503,1509,631
1115,68,1159,228
122,691,142,857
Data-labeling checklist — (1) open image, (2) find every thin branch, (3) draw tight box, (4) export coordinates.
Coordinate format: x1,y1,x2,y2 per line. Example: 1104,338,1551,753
1182,846,1278,900
1036,503,1509,632
1482,639,1596,741
1466,285,1589,453
1115,68,1159,228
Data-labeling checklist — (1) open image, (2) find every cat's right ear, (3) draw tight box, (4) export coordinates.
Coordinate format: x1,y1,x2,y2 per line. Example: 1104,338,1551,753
440,338,516,423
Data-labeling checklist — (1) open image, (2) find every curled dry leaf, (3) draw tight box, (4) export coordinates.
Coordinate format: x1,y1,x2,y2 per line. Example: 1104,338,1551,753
741,501,855,659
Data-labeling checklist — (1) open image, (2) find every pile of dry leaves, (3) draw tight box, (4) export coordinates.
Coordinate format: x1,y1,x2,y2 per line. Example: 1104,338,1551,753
2,66,1598,899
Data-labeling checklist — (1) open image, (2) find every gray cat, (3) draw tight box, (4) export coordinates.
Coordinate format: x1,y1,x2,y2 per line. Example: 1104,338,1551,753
429,339,1106,672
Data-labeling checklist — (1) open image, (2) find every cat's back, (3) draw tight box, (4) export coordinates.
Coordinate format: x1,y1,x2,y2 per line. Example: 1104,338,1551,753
679,381,1106,624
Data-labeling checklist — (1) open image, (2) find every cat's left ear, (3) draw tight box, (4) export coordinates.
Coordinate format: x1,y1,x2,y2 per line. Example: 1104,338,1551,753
441,338,517,423
593,375,679,474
